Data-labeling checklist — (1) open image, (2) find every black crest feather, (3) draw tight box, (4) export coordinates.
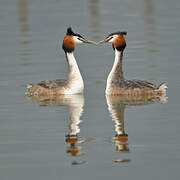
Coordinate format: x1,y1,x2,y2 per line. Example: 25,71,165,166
109,31,127,36
66,27,76,36
120,31,127,35
66,27,83,38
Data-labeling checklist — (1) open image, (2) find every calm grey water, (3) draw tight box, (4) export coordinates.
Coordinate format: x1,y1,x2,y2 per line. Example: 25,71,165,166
0,0,180,179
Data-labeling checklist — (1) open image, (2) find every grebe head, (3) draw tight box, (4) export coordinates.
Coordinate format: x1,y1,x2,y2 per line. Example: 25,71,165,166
98,31,127,51
62,27,95,53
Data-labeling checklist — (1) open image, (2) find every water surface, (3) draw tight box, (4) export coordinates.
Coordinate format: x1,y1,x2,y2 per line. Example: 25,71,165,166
0,0,180,179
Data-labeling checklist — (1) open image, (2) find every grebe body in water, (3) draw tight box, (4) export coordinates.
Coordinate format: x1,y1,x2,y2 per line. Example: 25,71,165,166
98,31,167,96
26,27,95,96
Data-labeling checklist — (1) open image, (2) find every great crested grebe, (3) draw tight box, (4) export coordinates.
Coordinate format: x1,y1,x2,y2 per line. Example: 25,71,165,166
98,31,167,96
26,27,95,96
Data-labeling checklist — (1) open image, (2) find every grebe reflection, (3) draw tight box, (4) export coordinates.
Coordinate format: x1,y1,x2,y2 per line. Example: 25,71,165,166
106,94,166,162
27,94,85,160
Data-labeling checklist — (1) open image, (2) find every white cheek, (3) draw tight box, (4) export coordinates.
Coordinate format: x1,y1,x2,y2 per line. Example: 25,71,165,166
73,36,83,44
109,38,114,43
109,35,118,42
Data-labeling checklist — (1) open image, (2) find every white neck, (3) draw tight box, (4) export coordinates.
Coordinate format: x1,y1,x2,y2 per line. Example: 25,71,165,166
106,50,123,93
66,52,84,94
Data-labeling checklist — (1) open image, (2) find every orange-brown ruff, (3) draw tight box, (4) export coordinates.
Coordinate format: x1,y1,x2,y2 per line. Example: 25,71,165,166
113,34,126,49
26,27,94,96
98,31,167,96
63,35,75,52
